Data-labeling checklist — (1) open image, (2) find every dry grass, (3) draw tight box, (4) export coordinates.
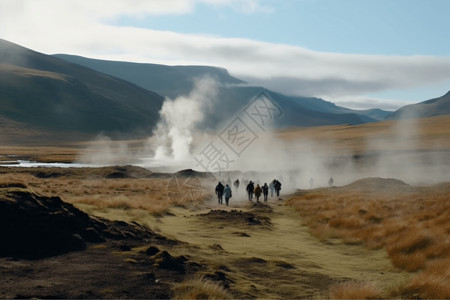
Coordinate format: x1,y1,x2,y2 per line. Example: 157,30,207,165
0,145,81,163
173,278,232,300
407,258,450,299
277,115,450,153
288,180,450,299
0,170,212,217
329,281,382,299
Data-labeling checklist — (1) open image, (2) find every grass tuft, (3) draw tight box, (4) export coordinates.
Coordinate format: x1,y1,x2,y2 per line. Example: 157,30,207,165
173,278,232,299
329,281,382,299
407,258,450,299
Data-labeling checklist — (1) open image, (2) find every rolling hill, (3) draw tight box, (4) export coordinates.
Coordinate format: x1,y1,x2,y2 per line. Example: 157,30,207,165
55,54,389,126
0,39,164,138
388,91,450,119
54,54,245,100
0,38,399,141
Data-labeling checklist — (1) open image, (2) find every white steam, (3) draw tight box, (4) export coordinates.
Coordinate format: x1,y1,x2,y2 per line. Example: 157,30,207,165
75,80,449,190
150,77,218,162
76,135,134,165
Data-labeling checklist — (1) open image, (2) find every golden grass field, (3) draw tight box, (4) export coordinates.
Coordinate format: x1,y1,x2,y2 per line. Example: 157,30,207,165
1,115,449,298
277,115,450,152
288,179,450,299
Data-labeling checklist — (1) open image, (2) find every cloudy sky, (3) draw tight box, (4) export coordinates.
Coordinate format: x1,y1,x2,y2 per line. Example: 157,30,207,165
1,0,450,110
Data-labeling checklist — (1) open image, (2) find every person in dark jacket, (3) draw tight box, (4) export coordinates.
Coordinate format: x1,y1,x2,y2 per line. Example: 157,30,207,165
246,181,254,201
274,180,282,197
215,182,224,204
262,183,269,202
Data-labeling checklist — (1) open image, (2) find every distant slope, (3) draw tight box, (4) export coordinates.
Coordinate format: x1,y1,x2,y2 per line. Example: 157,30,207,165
388,91,450,119
0,39,164,137
56,54,383,126
55,54,245,99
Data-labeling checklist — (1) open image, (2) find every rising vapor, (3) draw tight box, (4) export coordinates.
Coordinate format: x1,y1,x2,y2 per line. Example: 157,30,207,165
150,76,218,162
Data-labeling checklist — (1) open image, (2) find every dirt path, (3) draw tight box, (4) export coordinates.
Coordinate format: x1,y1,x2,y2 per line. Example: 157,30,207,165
152,193,411,298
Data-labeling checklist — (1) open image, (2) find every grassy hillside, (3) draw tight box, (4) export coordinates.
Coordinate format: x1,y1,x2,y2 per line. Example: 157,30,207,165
277,114,450,152
55,54,245,99
56,54,388,127
389,91,450,119
0,39,164,137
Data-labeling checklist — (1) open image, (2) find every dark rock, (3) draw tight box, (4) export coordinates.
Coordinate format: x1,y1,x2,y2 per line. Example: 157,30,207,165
119,244,132,251
106,171,127,179
145,246,160,256
199,209,272,227
81,227,104,243
0,188,160,259
247,257,267,264
275,261,296,269
208,244,224,251
151,250,185,272
203,271,234,288
34,171,63,178
232,231,251,237
0,183,27,189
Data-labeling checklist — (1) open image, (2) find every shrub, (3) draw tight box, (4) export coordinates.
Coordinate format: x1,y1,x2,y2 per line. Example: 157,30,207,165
407,258,450,299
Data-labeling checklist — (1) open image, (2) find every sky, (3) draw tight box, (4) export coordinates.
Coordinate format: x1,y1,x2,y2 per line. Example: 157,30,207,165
1,0,450,110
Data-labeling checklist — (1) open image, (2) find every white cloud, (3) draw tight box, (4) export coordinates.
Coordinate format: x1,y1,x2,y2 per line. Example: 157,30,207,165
1,0,450,108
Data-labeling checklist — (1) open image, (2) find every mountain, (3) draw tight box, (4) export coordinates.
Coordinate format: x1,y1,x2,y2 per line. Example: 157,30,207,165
388,91,450,119
0,39,164,137
55,54,245,100
55,54,385,126
0,38,393,142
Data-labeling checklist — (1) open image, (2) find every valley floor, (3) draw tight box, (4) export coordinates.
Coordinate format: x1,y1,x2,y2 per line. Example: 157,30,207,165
88,191,411,298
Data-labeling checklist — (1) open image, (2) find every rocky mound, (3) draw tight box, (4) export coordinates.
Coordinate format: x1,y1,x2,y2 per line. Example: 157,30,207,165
249,201,274,214
341,177,410,194
199,209,272,228
0,165,155,180
175,168,214,179
0,186,160,259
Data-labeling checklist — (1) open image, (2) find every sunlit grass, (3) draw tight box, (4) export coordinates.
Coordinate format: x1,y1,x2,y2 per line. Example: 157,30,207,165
173,277,232,300
329,281,382,299
288,180,450,299
0,172,212,216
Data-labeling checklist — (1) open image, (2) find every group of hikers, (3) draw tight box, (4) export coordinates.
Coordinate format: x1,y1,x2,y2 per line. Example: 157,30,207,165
214,181,233,206
215,178,282,206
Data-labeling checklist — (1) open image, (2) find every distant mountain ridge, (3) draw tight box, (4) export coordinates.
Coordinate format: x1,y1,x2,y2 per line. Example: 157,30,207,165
55,54,389,126
388,91,450,119
54,54,245,100
0,39,164,137
4,38,448,141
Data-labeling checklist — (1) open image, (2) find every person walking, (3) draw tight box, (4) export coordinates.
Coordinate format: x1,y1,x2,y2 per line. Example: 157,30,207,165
328,177,334,187
269,180,275,197
233,179,240,192
262,183,269,202
224,184,232,206
254,184,262,202
274,180,282,197
246,181,254,201
215,182,224,204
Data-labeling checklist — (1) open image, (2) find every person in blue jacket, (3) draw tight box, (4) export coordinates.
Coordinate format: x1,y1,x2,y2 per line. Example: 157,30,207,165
223,184,232,206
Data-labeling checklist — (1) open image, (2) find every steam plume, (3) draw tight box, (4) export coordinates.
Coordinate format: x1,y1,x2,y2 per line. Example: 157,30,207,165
151,77,218,162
